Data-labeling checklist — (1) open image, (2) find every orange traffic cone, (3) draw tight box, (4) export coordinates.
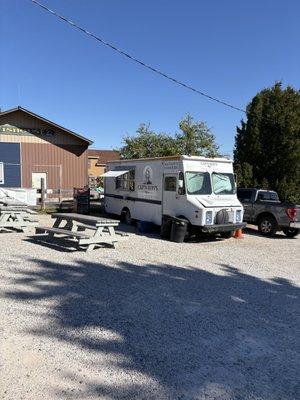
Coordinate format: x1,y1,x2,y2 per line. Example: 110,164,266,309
234,228,244,239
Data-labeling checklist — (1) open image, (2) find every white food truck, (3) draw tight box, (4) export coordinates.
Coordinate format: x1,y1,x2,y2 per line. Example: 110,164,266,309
102,155,245,238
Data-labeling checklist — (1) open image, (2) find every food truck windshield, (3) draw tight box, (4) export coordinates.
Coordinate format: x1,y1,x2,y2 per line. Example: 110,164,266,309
185,172,236,195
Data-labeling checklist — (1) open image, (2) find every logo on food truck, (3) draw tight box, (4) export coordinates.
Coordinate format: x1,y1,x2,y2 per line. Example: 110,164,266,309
143,165,153,184
137,166,158,193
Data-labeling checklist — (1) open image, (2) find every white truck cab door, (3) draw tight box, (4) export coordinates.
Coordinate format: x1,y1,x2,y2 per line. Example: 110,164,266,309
162,174,177,216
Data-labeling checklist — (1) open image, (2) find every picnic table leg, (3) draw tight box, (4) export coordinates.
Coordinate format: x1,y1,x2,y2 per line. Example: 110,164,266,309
85,226,104,252
70,222,79,239
52,217,63,228
15,213,27,232
49,217,63,237
0,214,6,232
107,226,118,248
49,218,75,238
0,214,10,223
86,243,96,252
0,214,10,233
64,220,74,230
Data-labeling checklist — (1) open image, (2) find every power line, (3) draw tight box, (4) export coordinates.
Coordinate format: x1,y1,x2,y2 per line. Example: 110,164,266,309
29,0,246,113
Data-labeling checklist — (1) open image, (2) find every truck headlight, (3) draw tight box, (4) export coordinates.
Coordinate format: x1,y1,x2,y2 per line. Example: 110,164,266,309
206,211,213,224
236,210,242,222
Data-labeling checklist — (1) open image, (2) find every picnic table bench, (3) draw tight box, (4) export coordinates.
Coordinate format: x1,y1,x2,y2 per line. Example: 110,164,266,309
0,206,38,232
36,213,127,252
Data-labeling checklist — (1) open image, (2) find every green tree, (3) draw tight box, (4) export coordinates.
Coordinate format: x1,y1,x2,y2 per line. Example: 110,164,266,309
119,124,177,159
234,162,253,188
118,115,220,159
234,83,300,202
175,114,219,157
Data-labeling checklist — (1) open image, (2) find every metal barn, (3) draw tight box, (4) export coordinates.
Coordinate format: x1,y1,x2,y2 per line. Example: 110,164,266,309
0,107,93,199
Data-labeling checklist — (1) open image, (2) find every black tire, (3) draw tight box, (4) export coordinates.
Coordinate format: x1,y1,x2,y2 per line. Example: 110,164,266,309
177,216,191,241
121,208,132,225
282,228,299,238
219,231,235,239
258,215,278,236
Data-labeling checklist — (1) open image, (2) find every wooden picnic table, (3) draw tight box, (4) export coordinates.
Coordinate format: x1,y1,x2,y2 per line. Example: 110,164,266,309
0,207,38,232
36,213,126,252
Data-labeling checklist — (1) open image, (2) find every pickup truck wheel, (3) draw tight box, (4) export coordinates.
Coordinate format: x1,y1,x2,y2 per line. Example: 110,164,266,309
258,216,278,236
282,228,299,238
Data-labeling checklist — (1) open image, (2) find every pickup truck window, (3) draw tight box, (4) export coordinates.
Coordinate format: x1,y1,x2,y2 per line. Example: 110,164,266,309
257,191,279,202
186,172,211,195
212,173,235,195
237,189,253,201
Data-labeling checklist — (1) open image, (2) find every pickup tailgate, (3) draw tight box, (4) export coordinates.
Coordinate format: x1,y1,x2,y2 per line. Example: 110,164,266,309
292,204,300,226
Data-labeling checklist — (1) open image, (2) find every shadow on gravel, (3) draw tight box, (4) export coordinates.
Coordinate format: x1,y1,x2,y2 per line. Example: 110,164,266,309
4,259,300,400
243,226,292,239
26,222,225,252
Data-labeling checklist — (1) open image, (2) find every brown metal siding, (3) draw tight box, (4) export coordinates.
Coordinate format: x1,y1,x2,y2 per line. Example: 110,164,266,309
21,143,88,190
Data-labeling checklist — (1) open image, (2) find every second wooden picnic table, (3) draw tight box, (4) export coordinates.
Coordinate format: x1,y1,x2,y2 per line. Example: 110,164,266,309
0,206,38,232
36,213,124,251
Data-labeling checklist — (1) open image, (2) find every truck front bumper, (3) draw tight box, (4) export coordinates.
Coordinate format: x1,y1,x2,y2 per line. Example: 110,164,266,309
290,221,300,229
202,223,246,233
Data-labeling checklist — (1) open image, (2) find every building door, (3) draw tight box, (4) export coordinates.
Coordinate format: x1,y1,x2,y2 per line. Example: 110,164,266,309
162,174,177,216
32,172,47,190
0,142,21,187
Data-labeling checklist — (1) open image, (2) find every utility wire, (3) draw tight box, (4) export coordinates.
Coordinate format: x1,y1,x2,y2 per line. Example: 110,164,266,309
30,0,246,113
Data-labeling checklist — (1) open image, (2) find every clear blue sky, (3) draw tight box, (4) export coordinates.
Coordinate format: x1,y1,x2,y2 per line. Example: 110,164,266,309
1,0,299,154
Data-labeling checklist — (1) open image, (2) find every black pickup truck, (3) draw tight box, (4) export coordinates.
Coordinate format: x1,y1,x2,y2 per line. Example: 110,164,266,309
237,188,299,237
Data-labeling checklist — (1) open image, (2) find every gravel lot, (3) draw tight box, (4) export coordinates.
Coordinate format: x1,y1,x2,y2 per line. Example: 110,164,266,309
0,214,299,400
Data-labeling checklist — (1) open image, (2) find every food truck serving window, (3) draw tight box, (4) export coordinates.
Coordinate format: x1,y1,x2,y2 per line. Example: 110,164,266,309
116,169,135,191
186,172,211,195
212,173,235,195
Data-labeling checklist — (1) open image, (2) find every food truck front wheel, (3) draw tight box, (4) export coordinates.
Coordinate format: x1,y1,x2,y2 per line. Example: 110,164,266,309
176,216,192,240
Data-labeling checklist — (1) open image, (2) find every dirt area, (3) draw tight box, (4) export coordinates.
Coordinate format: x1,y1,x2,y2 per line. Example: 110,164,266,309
0,214,299,400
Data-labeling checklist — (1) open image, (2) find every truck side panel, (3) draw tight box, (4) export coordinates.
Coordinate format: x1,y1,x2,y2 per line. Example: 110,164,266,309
104,159,164,225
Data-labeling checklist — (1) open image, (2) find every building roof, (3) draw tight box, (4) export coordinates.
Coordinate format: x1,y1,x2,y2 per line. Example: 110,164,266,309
88,149,105,157
0,106,93,145
88,149,119,165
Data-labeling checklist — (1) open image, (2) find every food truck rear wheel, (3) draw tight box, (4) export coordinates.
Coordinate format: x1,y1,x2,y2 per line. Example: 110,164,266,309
121,208,132,225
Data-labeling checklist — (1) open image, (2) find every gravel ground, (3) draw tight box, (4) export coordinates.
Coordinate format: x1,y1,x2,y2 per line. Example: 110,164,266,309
0,214,299,400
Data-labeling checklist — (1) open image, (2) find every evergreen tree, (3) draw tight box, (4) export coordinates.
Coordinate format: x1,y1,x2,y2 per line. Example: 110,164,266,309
234,83,300,202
